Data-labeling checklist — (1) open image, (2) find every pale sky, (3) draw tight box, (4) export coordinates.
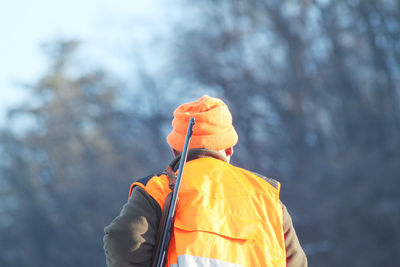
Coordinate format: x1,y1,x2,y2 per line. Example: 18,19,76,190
0,0,170,125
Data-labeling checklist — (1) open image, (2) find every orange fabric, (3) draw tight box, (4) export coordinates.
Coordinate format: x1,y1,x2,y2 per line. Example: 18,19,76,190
166,95,238,151
132,158,286,266
129,174,172,209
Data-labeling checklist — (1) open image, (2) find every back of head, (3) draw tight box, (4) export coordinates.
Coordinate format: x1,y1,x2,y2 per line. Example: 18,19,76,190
167,95,238,151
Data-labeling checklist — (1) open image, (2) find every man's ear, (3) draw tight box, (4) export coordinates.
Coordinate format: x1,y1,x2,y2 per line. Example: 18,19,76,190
224,147,234,157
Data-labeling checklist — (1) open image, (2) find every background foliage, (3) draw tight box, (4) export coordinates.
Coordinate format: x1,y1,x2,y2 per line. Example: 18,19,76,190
1,0,399,266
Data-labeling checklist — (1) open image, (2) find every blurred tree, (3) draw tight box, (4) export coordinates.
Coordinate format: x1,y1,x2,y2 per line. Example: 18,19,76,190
0,40,170,267
170,0,400,265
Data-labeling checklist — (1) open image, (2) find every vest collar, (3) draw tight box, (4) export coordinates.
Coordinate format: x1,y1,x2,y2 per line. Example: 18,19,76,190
169,148,228,172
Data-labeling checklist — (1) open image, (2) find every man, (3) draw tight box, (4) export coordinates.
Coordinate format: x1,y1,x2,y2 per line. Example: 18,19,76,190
104,95,307,266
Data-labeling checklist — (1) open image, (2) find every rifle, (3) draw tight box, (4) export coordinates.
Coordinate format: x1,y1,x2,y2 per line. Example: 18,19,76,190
152,117,195,267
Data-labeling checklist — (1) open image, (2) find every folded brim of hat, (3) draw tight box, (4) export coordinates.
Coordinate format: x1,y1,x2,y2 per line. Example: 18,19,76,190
167,126,238,151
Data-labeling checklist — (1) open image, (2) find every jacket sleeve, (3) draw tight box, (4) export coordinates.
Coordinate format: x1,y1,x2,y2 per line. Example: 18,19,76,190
103,186,161,267
281,202,308,267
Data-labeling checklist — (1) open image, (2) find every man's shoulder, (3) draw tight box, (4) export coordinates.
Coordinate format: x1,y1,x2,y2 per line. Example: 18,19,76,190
134,171,165,186
227,163,280,190
250,171,280,190
129,171,167,198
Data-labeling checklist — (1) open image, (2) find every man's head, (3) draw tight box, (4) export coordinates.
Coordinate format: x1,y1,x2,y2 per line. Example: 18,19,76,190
167,95,238,160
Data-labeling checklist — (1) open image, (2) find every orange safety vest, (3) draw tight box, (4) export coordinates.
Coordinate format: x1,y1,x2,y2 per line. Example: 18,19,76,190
130,157,286,267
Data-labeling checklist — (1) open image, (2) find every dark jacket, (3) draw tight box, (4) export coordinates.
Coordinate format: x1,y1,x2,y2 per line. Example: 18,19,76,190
104,149,307,266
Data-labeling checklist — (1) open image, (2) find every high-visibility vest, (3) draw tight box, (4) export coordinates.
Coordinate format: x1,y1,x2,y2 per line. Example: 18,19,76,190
130,157,286,267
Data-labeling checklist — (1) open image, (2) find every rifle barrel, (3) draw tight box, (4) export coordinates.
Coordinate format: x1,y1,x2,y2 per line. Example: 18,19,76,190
154,117,195,267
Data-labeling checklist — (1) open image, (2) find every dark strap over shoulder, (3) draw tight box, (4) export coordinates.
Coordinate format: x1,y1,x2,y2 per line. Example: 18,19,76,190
165,166,177,191
151,191,173,267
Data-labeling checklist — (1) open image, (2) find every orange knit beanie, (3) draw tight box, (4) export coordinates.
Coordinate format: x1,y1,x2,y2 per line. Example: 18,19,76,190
167,95,238,151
